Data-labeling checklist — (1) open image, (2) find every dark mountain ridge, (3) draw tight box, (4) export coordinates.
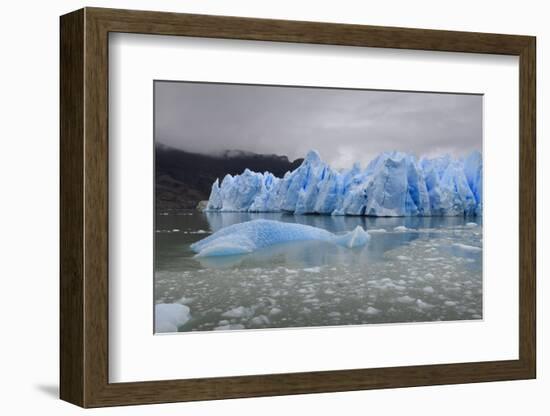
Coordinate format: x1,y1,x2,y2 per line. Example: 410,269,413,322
155,144,303,210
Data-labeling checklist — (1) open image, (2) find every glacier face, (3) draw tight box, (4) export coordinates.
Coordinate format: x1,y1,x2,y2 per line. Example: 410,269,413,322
205,150,482,217
190,219,369,257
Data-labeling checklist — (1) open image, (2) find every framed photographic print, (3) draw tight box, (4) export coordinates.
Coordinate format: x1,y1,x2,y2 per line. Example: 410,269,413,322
60,7,536,408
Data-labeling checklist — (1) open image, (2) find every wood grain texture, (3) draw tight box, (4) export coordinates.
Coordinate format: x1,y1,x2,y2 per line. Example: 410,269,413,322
59,7,537,408
59,8,84,406
518,38,536,375
83,10,110,406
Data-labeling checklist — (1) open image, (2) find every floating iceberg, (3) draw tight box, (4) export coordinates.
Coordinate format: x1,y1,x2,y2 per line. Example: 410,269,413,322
190,219,369,257
205,150,482,217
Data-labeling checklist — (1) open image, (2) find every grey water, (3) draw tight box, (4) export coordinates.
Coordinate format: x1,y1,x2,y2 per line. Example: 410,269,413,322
155,211,482,332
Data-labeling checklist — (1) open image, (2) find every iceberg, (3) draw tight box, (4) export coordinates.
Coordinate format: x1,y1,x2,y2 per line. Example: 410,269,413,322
190,219,369,257
204,150,482,217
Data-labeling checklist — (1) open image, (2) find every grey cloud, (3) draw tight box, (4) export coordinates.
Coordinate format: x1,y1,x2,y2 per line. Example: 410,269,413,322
154,81,482,169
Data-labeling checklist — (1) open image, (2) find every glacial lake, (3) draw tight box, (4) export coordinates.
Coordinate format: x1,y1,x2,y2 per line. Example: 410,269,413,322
155,211,482,332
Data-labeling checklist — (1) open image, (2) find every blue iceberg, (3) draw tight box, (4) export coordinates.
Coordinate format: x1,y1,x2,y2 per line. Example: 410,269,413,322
190,219,369,257
205,150,482,217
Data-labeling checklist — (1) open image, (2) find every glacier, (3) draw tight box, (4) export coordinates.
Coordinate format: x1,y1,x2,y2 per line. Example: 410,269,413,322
190,219,369,257
205,150,482,217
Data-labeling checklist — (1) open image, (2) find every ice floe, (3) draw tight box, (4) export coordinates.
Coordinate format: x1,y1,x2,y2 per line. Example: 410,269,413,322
221,306,253,319
214,324,245,331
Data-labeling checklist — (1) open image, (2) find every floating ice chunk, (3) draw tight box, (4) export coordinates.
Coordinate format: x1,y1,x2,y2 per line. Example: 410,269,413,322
466,222,478,228
365,306,380,315
303,266,321,273
155,303,191,333
177,296,193,305
221,306,252,319
190,219,369,257
214,324,245,331
250,315,270,326
453,243,482,252
269,307,282,316
423,286,435,294
368,228,387,233
444,300,458,306
416,299,434,309
332,226,370,248
396,295,415,303
394,226,409,232
396,295,415,304
396,255,412,261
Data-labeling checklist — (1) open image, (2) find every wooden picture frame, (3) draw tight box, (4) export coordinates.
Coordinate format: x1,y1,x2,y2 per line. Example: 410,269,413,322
60,7,536,408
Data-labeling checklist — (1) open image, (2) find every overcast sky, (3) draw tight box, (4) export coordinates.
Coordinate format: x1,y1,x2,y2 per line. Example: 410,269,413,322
154,81,482,169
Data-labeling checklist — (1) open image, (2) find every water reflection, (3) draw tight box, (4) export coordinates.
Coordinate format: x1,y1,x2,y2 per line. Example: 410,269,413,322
204,211,481,233
154,211,483,332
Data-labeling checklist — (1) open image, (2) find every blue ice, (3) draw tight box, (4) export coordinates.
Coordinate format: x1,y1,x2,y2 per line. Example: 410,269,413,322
190,219,369,257
205,150,482,217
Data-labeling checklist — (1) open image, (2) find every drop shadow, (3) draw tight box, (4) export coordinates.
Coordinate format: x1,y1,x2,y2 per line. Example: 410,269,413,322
34,384,59,399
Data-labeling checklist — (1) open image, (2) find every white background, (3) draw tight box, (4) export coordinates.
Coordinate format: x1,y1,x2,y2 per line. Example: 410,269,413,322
0,0,546,415
110,34,519,382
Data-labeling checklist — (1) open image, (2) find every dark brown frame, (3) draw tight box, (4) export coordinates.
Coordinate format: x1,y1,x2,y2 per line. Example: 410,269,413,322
60,7,536,408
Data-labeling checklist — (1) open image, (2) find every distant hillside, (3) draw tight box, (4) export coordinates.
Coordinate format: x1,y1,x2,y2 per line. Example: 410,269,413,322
155,144,303,210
